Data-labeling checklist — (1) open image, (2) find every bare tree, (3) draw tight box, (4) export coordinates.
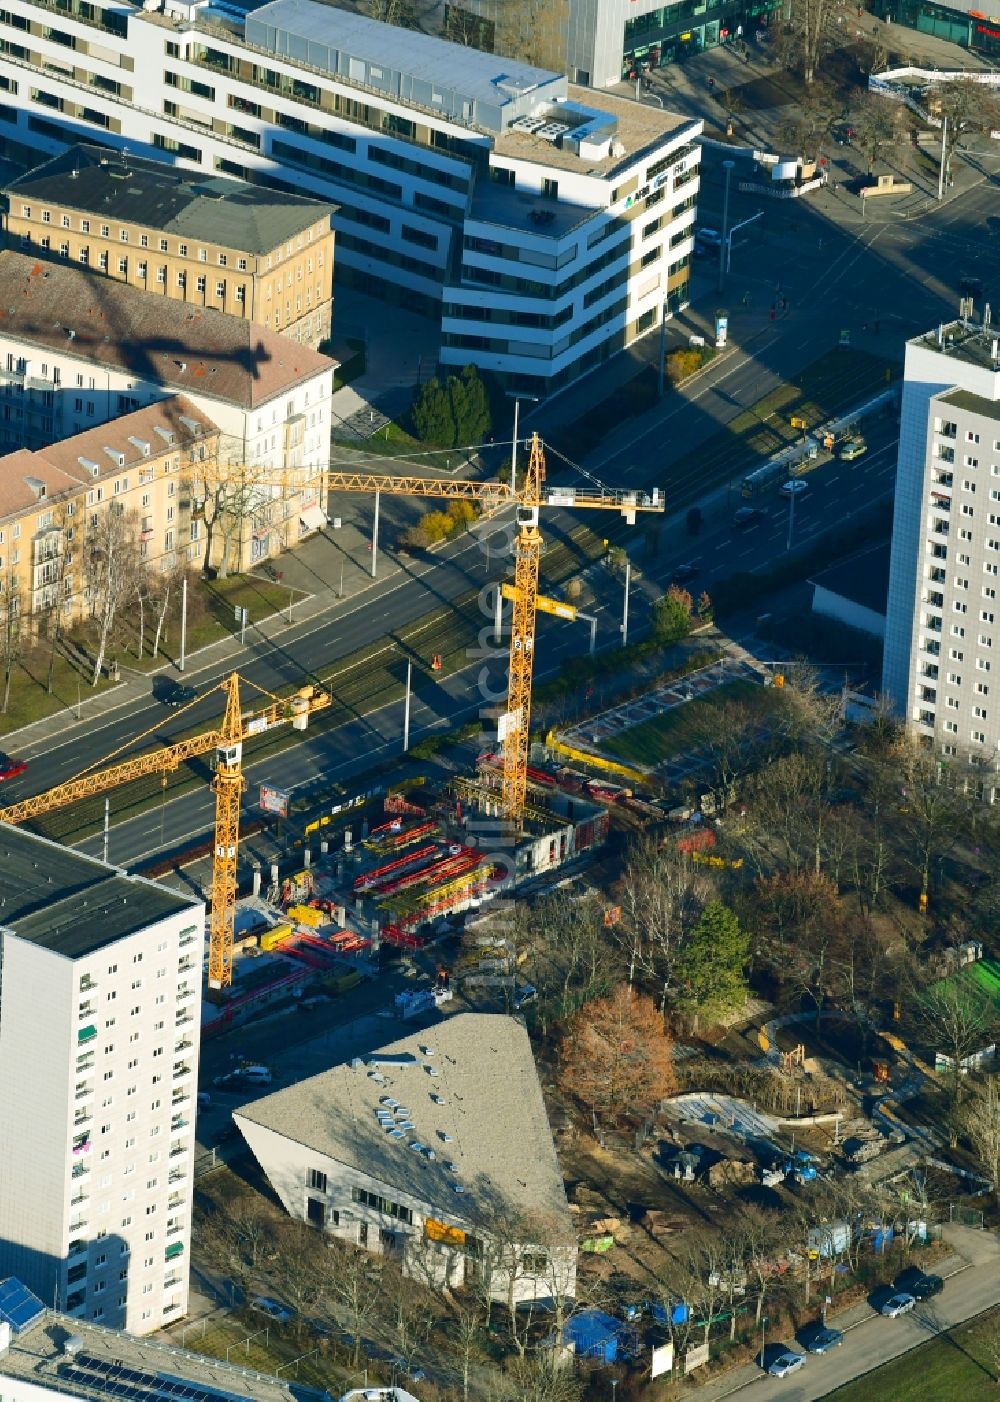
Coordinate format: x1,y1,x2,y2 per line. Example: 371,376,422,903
852,91,909,176
909,977,999,1128
269,1220,331,1325
196,1195,278,1301
0,566,22,714
192,441,282,578
85,504,140,687
962,1076,1000,1199
494,0,568,72
779,0,839,84
327,1238,385,1367
614,838,709,1000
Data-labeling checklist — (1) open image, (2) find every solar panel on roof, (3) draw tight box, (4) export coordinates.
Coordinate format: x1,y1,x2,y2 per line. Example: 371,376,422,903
0,1277,45,1333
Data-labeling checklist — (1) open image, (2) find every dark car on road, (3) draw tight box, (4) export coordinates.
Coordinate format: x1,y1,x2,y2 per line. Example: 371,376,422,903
0,751,27,782
671,563,699,584
733,506,766,529
160,681,197,707
894,1268,944,1300
802,1324,844,1354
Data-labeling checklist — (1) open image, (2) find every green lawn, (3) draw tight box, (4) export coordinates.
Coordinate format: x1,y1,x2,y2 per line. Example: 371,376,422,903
823,1308,1000,1401
0,645,119,737
601,678,780,766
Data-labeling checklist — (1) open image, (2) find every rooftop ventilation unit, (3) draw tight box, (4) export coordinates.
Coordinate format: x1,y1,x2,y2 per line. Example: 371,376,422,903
536,122,570,142
510,115,546,133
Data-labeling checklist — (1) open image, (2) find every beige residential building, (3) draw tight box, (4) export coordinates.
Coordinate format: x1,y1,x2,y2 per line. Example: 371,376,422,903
3,144,336,348
0,394,220,629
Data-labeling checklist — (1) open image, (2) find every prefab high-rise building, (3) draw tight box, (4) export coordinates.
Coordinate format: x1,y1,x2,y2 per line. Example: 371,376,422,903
883,315,1000,796
0,827,203,1334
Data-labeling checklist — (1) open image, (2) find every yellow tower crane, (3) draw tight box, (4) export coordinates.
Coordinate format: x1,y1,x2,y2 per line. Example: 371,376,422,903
319,432,664,819
0,673,330,990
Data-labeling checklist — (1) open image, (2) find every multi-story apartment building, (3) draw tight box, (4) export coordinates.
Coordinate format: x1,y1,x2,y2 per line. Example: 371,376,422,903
0,826,204,1335
884,316,1000,796
0,0,701,395
3,144,336,348
0,251,333,559
0,395,220,626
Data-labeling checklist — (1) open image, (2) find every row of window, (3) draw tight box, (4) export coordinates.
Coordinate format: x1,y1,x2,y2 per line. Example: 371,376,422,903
22,206,251,266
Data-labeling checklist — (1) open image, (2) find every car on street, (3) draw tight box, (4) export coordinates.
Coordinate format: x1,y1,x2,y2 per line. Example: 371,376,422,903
733,506,766,529
250,1297,293,1323
695,226,722,250
671,563,699,583
838,436,868,462
895,1268,944,1300
803,1324,844,1354
881,1292,916,1317
0,751,27,782
161,681,198,707
779,479,809,497
767,1349,806,1377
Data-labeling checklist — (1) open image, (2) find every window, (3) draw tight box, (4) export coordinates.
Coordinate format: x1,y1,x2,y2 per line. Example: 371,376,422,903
974,705,988,720
118,257,128,274
41,210,51,223
983,611,995,624
159,238,168,252
946,672,962,686
218,253,227,266
101,224,109,238
954,601,968,614
177,271,186,289
975,682,989,695
944,719,959,733
964,480,977,492
949,649,964,662
196,275,206,294
157,266,166,284
977,658,992,672
954,577,969,590
137,261,147,279
140,234,148,248
307,1168,327,1192
235,285,245,304
980,635,993,648
178,243,188,256
215,281,225,298
238,257,247,270
967,430,980,444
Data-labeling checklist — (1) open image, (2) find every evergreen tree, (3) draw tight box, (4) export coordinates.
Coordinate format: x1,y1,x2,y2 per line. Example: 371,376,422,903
412,376,456,447
449,364,491,444
650,585,693,645
674,901,749,1025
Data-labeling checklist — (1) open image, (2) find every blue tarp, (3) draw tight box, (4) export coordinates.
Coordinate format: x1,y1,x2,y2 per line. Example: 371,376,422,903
563,1310,621,1363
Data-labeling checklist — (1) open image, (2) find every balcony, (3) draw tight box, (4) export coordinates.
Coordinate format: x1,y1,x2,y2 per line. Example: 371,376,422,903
77,1024,97,1045
164,1241,185,1262
171,1117,189,1134
166,1223,184,1238
921,664,940,681
175,1037,194,1054
68,1218,88,1235
74,1082,94,1102
177,957,196,975
168,1193,185,1212
928,567,946,585
173,1064,192,1080
79,975,97,993
77,1002,95,1021
932,521,950,537
76,1053,95,1074
71,1162,89,1180
175,1010,194,1028
922,639,941,656
67,1239,87,1259
164,1275,183,1292
176,984,195,1003
178,929,199,948
925,617,943,633
169,1144,189,1160
66,1262,87,1286
924,591,945,609
65,1292,86,1314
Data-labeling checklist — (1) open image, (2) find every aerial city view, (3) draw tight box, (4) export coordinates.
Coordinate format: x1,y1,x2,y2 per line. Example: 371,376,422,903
0,0,999,1396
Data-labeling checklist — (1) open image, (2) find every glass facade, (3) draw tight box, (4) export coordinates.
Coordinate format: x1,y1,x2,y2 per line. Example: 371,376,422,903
872,0,975,49
623,0,780,74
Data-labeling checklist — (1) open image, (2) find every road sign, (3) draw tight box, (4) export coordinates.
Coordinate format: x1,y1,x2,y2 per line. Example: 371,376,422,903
259,784,289,817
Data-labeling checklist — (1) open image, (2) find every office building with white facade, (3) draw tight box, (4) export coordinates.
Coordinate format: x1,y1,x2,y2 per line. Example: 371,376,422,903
234,1013,577,1305
884,317,1000,793
0,828,204,1335
0,0,701,395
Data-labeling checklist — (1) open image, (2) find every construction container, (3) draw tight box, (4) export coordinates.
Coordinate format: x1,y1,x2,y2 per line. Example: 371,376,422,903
260,922,294,952
287,903,326,928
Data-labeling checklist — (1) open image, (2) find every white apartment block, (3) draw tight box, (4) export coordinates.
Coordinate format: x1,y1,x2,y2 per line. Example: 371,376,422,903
0,0,701,395
884,317,1000,793
0,828,204,1335
0,251,334,472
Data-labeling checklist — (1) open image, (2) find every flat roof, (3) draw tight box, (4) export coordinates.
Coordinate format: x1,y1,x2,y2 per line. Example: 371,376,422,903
493,85,699,176
810,543,889,616
0,827,198,959
0,1308,325,1402
938,386,1000,424
5,145,334,255
246,0,563,132
236,1011,573,1236
910,319,1000,374
0,252,335,410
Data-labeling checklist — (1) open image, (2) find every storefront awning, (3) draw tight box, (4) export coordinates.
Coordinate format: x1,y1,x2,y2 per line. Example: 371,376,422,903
300,504,327,532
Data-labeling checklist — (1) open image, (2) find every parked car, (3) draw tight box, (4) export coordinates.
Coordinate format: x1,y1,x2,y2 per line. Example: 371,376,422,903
881,1292,916,1317
250,1297,293,1323
895,1268,944,1300
733,506,766,529
767,1349,806,1377
671,563,699,584
838,436,868,462
0,751,27,782
803,1325,844,1354
161,681,198,707
780,479,809,497
695,226,723,251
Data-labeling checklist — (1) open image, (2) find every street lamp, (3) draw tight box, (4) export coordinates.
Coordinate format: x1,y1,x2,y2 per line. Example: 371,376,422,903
718,159,735,294
506,393,539,493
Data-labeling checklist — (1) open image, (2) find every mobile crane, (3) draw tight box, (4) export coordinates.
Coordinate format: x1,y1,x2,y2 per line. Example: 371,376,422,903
0,672,330,990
